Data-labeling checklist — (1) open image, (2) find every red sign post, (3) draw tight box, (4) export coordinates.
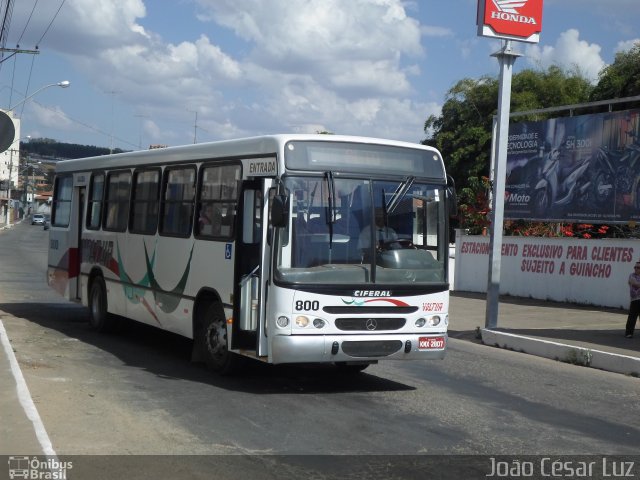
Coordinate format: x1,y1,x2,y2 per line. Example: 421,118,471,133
477,0,544,44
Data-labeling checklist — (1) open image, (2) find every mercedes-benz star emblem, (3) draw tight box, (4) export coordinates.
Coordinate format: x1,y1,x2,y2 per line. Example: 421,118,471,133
365,319,377,331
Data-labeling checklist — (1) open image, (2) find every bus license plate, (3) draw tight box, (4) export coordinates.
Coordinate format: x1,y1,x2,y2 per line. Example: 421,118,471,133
419,336,445,350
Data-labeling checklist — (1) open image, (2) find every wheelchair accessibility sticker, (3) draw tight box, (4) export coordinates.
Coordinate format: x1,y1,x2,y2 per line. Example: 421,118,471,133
225,243,232,259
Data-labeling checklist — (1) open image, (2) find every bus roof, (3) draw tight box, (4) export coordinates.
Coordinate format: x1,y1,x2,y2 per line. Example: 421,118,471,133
54,134,443,174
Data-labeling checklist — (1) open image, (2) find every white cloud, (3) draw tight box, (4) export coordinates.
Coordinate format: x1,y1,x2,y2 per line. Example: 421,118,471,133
10,0,438,144
12,0,149,53
29,103,74,130
194,0,423,95
525,29,606,83
421,26,453,37
615,39,640,53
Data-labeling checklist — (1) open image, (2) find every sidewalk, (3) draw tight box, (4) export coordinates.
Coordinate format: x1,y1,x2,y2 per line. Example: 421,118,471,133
449,291,640,376
0,216,21,230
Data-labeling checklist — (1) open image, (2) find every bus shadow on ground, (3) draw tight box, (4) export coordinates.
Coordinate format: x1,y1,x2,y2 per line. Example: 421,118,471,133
0,302,415,394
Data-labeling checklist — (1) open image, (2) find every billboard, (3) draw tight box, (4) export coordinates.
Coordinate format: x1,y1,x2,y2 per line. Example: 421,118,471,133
504,109,640,223
477,0,544,43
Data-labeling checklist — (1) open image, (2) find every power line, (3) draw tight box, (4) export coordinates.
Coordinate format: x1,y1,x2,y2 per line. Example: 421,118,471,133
37,101,140,149
15,0,38,46
35,0,65,47
0,0,14,50
18,53,36,117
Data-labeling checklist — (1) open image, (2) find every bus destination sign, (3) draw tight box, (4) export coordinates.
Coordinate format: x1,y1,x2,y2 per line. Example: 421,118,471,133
477,0,544,44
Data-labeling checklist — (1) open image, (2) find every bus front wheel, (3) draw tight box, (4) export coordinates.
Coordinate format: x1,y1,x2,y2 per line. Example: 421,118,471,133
196,303,238,375
88,276,118,332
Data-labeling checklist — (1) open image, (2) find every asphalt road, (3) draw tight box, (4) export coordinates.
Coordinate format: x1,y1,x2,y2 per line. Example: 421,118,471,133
1,221,639,479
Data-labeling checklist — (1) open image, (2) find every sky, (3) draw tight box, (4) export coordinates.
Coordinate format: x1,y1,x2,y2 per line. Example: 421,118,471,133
1,0,639,152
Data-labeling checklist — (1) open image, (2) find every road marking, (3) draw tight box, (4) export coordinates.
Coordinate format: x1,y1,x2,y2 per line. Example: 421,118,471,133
0,319,57,457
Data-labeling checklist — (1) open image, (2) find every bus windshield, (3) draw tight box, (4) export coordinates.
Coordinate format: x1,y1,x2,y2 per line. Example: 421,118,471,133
274,176,447,285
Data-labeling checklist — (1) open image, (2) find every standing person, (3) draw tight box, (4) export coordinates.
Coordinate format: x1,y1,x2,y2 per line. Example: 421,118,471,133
625,262,640,338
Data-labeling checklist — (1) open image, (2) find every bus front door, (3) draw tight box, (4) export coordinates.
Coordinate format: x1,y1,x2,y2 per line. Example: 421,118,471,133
233,180,264,354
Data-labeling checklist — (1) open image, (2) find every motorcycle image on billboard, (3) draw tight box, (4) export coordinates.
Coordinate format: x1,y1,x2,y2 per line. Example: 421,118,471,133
504,109,640,224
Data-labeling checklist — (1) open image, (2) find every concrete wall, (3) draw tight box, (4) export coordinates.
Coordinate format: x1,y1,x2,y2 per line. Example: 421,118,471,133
453,233,638,309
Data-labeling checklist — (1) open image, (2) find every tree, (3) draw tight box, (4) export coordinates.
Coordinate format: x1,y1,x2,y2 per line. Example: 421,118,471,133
423,76,497,189
423,66,592,195
590,41,640,101
20,138,127,159
423,67,592,230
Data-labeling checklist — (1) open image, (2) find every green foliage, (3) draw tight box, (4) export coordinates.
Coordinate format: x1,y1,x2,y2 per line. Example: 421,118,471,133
424,66,592,233
20,138,127,159
504,222,616,239
424,66,592,196
590,41,640,101
423,76,497,188
511,66,593,119
457,175,491,234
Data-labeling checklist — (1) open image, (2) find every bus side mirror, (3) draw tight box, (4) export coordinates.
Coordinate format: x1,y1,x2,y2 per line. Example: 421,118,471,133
270,194,289,228
446,175,458,217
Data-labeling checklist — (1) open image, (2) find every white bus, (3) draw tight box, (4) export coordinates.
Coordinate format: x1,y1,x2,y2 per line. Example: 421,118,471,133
47,134,455,373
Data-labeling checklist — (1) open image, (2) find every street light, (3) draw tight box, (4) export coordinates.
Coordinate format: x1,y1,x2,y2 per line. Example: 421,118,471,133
8,80,71,111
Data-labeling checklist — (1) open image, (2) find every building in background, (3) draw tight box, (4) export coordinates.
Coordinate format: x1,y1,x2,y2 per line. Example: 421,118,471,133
0,112,21,223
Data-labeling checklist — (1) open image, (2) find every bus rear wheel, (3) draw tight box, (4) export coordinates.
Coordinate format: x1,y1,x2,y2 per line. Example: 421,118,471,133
197,303,238,375
88,276,118,332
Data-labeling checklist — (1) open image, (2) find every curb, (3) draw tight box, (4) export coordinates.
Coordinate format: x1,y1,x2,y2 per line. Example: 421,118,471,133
481,328,640,377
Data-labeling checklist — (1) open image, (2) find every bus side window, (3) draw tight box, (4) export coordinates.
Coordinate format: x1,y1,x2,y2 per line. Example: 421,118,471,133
130,168,160,235
196,164,241,239
160,166,196,237
103,171,131,232
87,173,104,230
52,175,73,227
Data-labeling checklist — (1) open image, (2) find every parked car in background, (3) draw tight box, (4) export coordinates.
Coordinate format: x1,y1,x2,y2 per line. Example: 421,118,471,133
31,213,45,225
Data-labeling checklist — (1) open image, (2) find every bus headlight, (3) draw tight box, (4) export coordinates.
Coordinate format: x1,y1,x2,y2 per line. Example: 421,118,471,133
295,316,310,327
415,318,426,328
276,316,290,328
427,316,441,327
313,318,326,329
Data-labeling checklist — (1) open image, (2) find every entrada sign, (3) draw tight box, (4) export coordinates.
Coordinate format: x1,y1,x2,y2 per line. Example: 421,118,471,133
477,0,544,44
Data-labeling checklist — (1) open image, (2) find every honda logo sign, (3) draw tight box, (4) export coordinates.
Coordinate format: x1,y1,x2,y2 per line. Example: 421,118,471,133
477,0,544,44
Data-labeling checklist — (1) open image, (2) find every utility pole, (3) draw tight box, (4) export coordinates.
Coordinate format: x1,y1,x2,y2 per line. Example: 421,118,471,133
187,109,198,144
0,47,39,64
193,110,198,144
5,148,14,226
134,114,148,150
106,90,121,154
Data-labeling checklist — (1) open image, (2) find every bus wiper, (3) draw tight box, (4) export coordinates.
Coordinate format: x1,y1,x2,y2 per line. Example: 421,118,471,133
386,176,415,214
381,189,389,227
324,171,336,248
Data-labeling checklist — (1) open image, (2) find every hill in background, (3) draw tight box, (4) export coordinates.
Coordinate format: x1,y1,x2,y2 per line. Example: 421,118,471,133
20,138,127,160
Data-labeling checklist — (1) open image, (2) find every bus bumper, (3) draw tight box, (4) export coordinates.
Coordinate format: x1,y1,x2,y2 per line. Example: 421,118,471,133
270,333,447,364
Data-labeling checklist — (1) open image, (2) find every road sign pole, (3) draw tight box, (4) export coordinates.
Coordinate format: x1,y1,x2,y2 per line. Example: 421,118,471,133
485,40,521,329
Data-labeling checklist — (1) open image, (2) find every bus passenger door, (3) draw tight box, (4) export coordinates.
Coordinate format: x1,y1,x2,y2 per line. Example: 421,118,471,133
233,180,264,354
72,187,85,301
